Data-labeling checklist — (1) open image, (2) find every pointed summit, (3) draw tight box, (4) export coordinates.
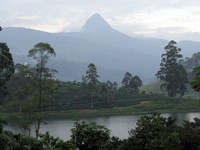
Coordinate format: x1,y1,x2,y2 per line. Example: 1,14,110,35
82,13,112,32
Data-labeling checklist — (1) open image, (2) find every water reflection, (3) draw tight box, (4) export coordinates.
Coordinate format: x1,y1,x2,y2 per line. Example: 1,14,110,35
161,113,200,125
184,113,200,121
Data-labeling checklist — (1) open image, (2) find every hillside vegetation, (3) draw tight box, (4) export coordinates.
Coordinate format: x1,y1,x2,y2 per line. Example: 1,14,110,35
140,81,200,99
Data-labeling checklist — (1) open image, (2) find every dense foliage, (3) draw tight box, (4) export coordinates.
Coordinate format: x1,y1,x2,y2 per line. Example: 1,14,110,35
71,121,110,150
0,27,14,102
181,52,200,80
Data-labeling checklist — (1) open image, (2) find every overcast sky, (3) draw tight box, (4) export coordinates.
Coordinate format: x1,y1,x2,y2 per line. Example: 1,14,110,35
1,0,200,41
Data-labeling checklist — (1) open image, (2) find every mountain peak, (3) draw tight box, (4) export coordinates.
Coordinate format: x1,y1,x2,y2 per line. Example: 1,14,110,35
82,13,111,31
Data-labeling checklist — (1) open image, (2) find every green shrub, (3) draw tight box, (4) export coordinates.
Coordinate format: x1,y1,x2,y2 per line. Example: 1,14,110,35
71,120,110,150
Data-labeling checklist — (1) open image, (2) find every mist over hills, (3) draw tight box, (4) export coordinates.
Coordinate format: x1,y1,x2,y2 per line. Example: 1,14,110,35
1,13,200,84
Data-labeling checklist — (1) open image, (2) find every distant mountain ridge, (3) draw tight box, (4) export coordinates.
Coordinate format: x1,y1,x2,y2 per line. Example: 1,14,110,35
1,13,200,84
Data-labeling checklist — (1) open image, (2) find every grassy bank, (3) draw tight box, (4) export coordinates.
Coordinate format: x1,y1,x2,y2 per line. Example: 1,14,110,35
46,98,200,119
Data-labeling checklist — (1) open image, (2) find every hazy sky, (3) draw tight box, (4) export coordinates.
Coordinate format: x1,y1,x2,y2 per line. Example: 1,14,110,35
1,0,200,41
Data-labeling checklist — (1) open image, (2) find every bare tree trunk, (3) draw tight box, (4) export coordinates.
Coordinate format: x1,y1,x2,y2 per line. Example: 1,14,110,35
35,117,41,139
35,62,42,139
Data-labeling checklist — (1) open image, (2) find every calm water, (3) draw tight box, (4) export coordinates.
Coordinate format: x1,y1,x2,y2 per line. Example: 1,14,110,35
4,112,200,140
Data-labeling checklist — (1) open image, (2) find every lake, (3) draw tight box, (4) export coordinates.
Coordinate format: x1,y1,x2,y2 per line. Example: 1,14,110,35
4,112,200,140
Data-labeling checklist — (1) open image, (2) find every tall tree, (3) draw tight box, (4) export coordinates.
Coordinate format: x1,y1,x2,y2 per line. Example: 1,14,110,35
86,63,99,86
28,42,56,139
85,63,99,109
0,27,14,102
156,40,188,97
